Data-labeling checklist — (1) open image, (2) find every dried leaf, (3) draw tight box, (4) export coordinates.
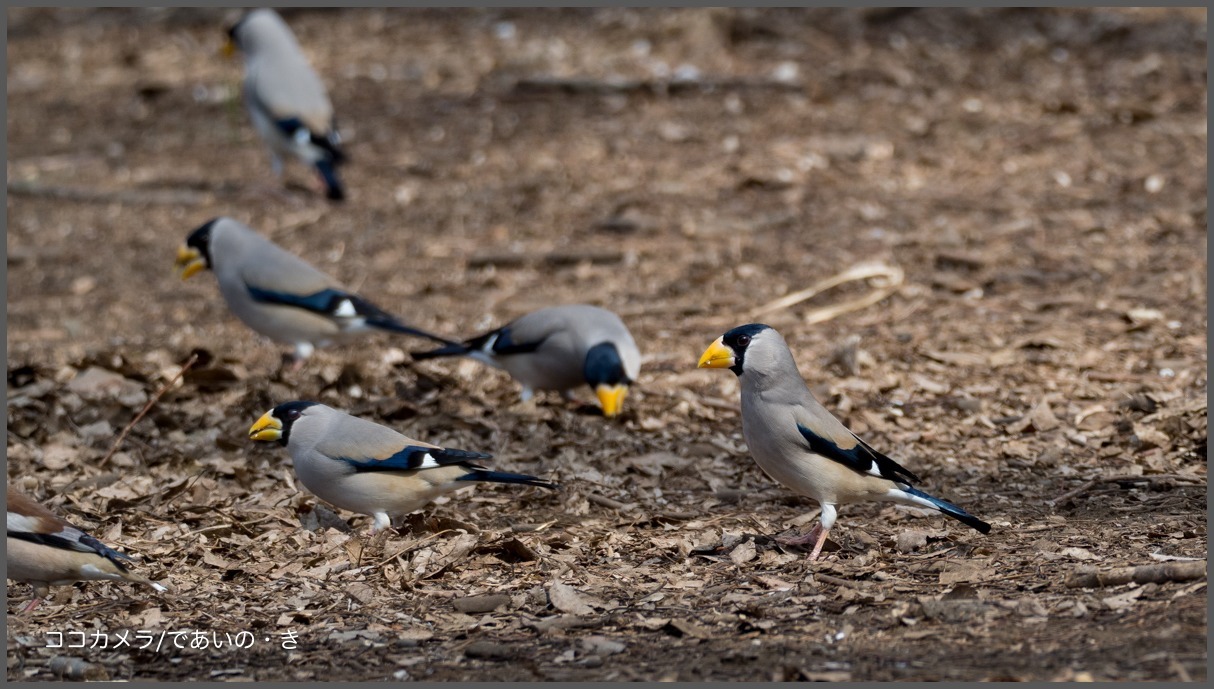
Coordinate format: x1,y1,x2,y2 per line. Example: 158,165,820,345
1102,586,1146,611
548,581,604,615
729,539,757,564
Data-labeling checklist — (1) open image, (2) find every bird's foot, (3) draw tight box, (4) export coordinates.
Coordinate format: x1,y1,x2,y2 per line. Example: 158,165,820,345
20,597,43,614
776,523,823,547
777,524,834,561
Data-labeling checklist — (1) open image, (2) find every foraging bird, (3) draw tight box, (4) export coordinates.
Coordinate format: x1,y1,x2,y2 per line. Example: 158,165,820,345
226,8,347,200
248,401,558,532
6,488,167,612
698,324,990,560
175,217,458,367
411,305,641,418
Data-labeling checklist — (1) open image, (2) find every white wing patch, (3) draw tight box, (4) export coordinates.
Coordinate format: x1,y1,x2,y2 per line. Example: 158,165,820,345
7,512,40,534
6,512,83,547
332,299,358,318
416,452,440,469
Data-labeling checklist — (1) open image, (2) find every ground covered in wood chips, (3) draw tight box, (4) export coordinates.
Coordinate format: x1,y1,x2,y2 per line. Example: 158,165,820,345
6,7,1208,682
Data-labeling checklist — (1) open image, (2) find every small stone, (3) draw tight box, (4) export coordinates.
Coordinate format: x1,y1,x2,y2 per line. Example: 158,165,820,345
464,640,518,660
896,531,928,553
453,594,512,614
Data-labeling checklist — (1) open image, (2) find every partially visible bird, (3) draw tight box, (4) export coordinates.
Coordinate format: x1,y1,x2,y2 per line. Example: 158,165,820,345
226,8,347,200
698,324,991,560
6,488,167,612
175,217,458,368
411,304,641,418
248,401,559,532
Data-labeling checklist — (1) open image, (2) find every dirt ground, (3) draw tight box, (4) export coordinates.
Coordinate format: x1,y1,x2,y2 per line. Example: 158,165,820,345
5,7,1207,682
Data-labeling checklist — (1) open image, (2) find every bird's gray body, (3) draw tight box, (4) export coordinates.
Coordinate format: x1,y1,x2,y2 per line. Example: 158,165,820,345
484,305,641,396
700,324,989,559
256,402,555,532
282,404,470,521
205,219,352,357
184,217,454,363
233,9,336,169
737,330,907,514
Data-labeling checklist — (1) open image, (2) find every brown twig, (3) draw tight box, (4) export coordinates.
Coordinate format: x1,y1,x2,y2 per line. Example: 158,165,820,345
466,249,624,269
1065,560,1207,588
1048,473,1206,506
99,354,198,467
511,76,804,97
751,261,905,323
588,493,637,511
813,573,863,589
8,180,210,206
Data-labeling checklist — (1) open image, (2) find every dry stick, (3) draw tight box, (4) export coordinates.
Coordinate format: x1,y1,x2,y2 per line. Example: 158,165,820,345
751,262,905,323
99,354,198,467
466,249,623,269
512,76,804,96
1064,560,1207,589
813,573,863,589
7,180,210,206
588,493,636,511
1048,473,1206,506
372,531,451,569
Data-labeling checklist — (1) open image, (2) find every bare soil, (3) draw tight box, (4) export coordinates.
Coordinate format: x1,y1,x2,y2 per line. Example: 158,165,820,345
6,7,1207,682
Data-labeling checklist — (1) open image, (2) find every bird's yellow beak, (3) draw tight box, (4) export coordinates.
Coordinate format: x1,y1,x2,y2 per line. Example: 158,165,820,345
248,412,283,441
222,38,236,58
698,337,735,369
595,383,629,418
175,245,207,280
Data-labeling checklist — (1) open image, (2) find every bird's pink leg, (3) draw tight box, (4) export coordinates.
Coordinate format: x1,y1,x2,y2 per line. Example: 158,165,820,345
20,597,43,613
310,170,329,196
807,526,831,561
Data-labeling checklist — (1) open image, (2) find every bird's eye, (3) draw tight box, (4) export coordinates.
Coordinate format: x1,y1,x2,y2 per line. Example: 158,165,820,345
737,335,751,347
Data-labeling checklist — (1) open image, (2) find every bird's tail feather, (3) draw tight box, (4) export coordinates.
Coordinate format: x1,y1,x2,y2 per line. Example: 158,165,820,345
456,470,558,491
367,317,462,347
125,572,169,593
79,535,134,569
899,486,991,534
411,342,473,360
313,132,346,165
315,159,345,201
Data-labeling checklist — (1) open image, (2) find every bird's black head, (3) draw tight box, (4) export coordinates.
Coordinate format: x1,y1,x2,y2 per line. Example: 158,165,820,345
257,400,318,446
226,11,251,46
718,323,772,376
583,342,631,388
184,218,218,269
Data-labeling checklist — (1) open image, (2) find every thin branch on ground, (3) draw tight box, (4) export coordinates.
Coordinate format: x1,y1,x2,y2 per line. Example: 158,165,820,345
1065,560,1207,588
99,354,199,467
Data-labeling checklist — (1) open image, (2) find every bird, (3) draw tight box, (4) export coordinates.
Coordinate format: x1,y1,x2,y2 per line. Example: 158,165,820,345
226,8,347,200
6,488,167,612
248,401,559,533
698,324,990,560
175,216,459,368
411,304,641,418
